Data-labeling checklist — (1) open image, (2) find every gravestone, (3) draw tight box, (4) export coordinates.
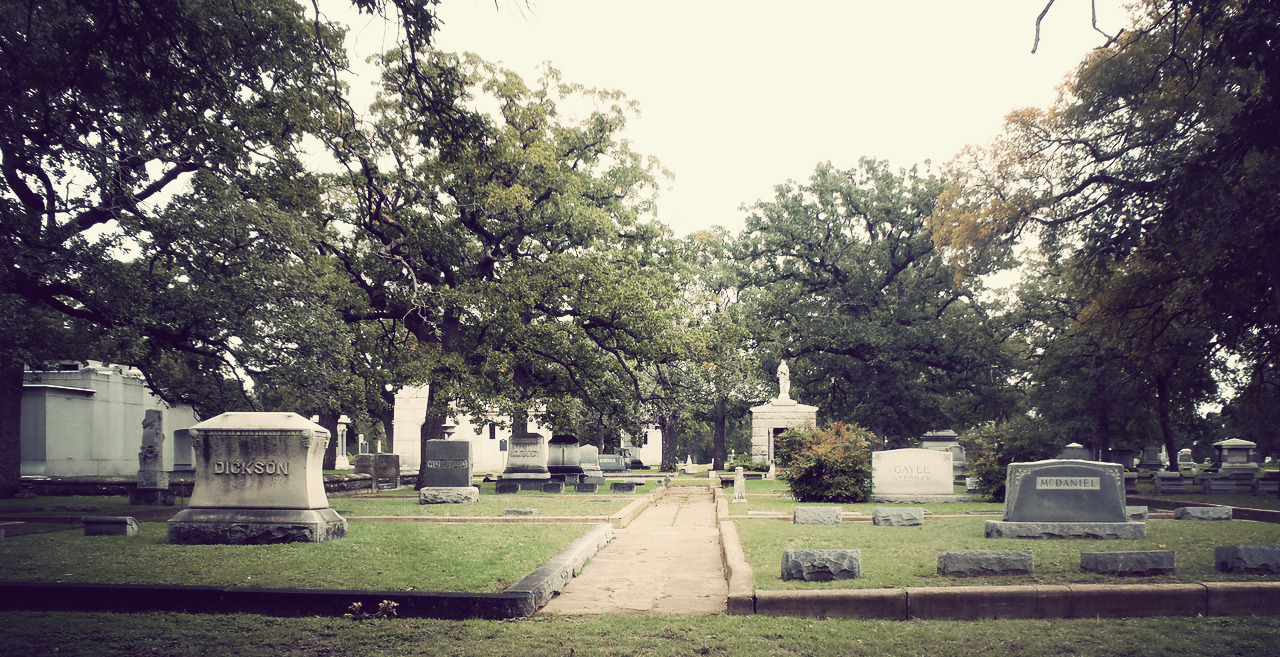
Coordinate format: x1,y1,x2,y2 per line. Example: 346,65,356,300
579,445,605,481
1254,472,1280,496
495,481,520,494
418,439,477,504
575,482,598,494
130,409,175,506
1137,446,1164,471
872,507,924,526
610,481,636,494
937,550,1033,577
1213,438,1260,477
984,459,1146,539
1216,545,1280,574
1080,551,1175,576
167,412,346,544
1175,506,1232,520
749,360,818,465
732,467,747,503
871,448,963,502
1153,471,1187,494
793,507,841,525
502,432,551,490
547,434,584,484
83,516,141,536
542,481,565,494
1056,442,1091,460
781,549,861,582
598,453,628,472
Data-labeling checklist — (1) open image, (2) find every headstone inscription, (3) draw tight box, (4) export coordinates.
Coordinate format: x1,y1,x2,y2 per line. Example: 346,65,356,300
167,412,346,544
871,448,960,501
130,409,175,506
985,459,1145,539
418,439,478,504
501,432,551,490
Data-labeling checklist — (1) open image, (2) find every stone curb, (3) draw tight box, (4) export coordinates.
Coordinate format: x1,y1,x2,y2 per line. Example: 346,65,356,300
718,520,755,614
504,523,615,611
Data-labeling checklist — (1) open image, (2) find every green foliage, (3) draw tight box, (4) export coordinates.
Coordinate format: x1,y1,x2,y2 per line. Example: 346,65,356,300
958,417,1063,502
774,422,873,503
726,454,767,473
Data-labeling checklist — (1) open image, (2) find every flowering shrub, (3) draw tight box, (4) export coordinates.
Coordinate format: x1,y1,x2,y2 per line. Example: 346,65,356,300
775,422,874,503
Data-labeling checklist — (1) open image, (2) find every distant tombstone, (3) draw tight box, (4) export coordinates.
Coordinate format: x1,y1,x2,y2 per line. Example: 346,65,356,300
872,507,924,526
985,460,1145,540
598,454,628,472
418,439,476,504
1056,442,1091,460
1153,471,1187,495
1137,446,1164,471
495,481,521,494
167,412,346,544
579,445,604,480
793,507,841,525
732,467,747,503
575,482,599,494
781,549,861,582
502,432,551,489
130,410,175,506
542,481,565,494
871,448,956,500
547,434,583,484
610,482,636,494
1214,438,1260,477
83,516,141,536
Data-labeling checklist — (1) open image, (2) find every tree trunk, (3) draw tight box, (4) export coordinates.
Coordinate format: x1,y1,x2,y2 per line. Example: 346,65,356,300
0,359,22,498
712,393,727,470
378,387,397,455
1156,372,1178,472
415,384,447,489
317,411,340,470
660,410,679,471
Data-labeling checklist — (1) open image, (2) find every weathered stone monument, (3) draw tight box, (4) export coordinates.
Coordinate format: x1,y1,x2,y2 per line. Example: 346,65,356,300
547,434,584,485
130,410,175,506
732,466,747,503
1213,438,1260,477
167,412,346,544
578,444,605,483
985,459,1146,539
501,432,551,490
871,448,964,503
418,439,478,504
749,360,818,465
1056,442,1091,460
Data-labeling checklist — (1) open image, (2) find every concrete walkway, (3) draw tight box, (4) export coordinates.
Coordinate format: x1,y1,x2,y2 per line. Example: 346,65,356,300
539,486,727,614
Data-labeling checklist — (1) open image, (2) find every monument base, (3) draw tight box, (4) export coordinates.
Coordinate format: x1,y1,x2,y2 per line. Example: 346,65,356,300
418,486,479,504
167,508,347,545
501,472,551,491
984,520,1147,540
872,494,971,504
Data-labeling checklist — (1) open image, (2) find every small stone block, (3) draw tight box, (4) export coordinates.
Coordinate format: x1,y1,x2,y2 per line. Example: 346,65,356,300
418,487,480,504
793,507,842,525
984,520,1148,540
873,507,925,526
610,482,636,494
495,482,521,494
575,483,599,494
1126,506,1149,521
82,516,141,537
541,482,565,494
781,549,861,582
1175,506,1232,520
1080,550,1175,576
504,508,537,516
1216,545,1280,574
937,550,1033,577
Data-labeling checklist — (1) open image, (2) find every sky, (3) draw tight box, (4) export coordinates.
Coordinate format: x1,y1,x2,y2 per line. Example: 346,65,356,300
327,0,1132,237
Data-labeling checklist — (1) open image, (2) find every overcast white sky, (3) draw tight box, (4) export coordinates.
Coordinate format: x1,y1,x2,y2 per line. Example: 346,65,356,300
328,0,1131,237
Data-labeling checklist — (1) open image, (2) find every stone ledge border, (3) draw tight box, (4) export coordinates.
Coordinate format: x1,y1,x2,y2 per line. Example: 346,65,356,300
743,582,1280,620
0,522,617,620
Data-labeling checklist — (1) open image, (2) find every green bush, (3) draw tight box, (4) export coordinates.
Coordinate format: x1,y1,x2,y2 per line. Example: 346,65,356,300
960,416,1063,501
726,455,769,472
775,422,873,503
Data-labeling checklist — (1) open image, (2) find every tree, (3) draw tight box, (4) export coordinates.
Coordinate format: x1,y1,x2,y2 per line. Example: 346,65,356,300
932,0,1278,455
737,158,1014,443
325,51,679,486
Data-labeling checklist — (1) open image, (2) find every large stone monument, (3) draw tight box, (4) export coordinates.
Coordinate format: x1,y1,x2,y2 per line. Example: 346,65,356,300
167,412,346,544
501,432,551,490
871,448,964,503
130,410,175,506
749,360,818,465
985,459,1146,539
418,439,478,504
1213,438,1260,477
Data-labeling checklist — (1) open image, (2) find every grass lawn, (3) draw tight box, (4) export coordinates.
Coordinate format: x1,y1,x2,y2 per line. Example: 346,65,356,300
333,492,635,518
2,611,1280,657
737,516,1280,590
0,521,583,592
727,497,1004,516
